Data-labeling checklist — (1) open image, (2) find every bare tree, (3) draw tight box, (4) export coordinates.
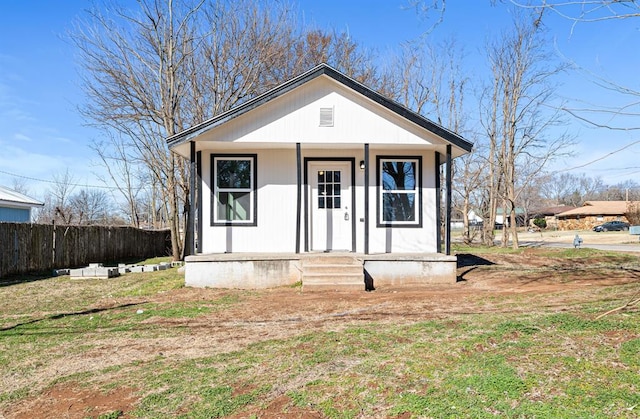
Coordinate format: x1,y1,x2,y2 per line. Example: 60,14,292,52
508,1,640,133
391,38,474,244
72,0,207,259
480,9,573,248
73,0,380,260
403,0,448,34
91,134,145,228
9,178,30,196
46,169,77,224
69,189,113,225
508,1,640,24
454,148,486,244
539,172,605,206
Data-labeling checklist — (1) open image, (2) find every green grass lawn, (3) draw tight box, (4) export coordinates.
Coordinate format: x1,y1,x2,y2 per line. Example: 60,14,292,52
1,249,639,418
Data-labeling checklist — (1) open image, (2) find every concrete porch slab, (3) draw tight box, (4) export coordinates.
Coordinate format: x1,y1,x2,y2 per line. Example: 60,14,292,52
184,252,457,290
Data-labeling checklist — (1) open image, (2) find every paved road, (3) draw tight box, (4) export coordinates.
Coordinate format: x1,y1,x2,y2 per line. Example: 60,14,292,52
520,240,640,253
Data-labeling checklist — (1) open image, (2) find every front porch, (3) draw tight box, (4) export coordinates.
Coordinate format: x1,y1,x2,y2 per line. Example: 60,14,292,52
184,252,457,291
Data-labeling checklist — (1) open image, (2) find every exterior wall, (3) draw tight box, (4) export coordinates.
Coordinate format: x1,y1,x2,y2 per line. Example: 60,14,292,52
201,148,299,253
0,206,31,223
185,254,301,289
558,215,628,231
364,254,457,286
365,148,437,253
199,146,438,254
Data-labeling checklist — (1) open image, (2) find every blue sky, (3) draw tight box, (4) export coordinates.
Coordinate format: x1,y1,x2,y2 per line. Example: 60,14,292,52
1,0,639,200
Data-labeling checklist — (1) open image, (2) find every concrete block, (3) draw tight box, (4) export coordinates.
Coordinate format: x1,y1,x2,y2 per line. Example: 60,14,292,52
129,265,144,273
88,263,103,268
69,266,119,279
143,265,158,272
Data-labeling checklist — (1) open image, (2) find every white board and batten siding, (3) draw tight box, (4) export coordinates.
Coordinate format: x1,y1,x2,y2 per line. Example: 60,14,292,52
199,147,439,254
194,76,449,149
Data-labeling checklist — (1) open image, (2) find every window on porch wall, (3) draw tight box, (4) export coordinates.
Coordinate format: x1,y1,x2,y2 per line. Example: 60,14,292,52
377,156,422,227
211,154,257,226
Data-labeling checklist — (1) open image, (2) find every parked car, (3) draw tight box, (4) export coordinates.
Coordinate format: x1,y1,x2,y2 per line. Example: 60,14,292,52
592,221,630,232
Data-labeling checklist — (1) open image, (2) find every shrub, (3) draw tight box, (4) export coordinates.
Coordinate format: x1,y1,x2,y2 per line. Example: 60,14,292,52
625,202,640,225
533,217,547,229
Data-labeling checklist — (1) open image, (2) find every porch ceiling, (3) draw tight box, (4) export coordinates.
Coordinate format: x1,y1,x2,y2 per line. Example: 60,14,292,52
171,140,464,158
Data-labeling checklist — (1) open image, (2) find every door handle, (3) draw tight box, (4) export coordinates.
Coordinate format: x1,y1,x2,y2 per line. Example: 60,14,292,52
344,206,349,221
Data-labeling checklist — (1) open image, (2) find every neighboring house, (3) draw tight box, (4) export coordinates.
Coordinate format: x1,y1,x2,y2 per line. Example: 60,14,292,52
450,210,483,230
167,64,472,290
530,205,576,230
556,201,636,230
0,186,43,222
468,210,484,226
495,207,526,227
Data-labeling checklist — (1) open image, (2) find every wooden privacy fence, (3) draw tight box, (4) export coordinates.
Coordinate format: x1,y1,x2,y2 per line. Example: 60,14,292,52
0,222,171,278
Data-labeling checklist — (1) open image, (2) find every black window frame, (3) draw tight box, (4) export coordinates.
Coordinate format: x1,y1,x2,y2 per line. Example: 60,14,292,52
211,153,257,227
376,155,422,228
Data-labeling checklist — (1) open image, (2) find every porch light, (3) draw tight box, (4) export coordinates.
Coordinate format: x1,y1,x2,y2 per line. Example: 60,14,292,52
359,160,365,170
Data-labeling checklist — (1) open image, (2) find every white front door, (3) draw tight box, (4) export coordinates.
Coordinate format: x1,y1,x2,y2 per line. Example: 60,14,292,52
310,162,352,251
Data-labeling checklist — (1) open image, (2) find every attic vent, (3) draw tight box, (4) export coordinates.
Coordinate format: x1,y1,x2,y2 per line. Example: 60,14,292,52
319,107,334,127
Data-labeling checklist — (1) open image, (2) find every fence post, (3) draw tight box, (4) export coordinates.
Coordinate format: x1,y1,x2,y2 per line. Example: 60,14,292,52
52,219,56,268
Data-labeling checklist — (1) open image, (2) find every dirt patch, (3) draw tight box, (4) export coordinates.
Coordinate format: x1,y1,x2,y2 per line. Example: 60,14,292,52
9,383,137,419
3,250,639,418
228,395,324,419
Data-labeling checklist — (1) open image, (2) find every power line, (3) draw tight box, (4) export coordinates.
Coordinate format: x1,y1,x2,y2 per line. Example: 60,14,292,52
556,140,640,173
0,169,118,190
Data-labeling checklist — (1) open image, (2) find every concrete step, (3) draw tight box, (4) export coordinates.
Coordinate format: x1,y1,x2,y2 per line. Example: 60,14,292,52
301,254,364,291
301,255,363,265
303,284,365,292
302,264,363,275
302,273,365,292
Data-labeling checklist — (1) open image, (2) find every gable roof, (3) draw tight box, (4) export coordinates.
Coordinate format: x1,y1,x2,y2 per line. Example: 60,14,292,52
532,205,577,216
557,201,636,217
167,63,473,153
0,185,43,208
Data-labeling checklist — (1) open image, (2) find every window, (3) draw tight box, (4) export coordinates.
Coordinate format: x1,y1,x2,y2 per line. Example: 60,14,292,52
317,170,341,209
211,154,257,226
377,156,421,227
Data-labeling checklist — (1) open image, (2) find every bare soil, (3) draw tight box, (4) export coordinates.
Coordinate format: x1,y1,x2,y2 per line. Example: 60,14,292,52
4,250,639,419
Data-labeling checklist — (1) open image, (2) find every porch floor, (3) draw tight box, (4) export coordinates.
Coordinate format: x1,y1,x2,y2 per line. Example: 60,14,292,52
186,252,456,262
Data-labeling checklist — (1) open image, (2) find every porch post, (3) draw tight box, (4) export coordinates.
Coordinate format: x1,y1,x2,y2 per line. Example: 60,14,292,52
445,145,452,256
185,141,196,257
435,151,442,254
196,150,202,254
364,143,370,255
295,143,302,254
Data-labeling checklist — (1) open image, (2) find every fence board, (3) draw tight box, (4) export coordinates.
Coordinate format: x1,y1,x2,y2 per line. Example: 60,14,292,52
0,222,170,278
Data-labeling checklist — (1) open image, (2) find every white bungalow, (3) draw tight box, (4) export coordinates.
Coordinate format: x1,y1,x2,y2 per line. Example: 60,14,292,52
167,64,472,290
0,185,43,223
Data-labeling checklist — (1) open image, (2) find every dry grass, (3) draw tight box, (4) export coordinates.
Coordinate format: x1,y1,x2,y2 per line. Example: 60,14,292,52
1,248,639,418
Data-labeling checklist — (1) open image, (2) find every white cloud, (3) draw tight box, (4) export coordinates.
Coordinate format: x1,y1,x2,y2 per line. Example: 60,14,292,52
13,133,31,142
0,144,111,199
51,136,73,144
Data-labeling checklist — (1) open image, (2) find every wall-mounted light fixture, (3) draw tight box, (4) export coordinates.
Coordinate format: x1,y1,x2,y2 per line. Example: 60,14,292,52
359,160,365,170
